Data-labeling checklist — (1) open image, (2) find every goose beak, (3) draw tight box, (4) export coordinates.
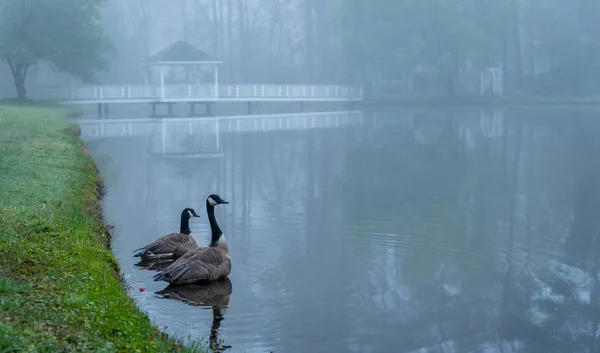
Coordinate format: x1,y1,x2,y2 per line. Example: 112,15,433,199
220,200,229,204
193,214,200,217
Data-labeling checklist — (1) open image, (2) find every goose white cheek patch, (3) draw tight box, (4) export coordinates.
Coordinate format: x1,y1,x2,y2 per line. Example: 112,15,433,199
208,197,217,206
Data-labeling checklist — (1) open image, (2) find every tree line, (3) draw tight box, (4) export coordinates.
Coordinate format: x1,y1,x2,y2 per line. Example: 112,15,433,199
101,0,346,86
0,0,597,100
337,0,600,96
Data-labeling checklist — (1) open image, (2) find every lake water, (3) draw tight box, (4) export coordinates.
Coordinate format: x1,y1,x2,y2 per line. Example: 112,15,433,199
80,107,600,353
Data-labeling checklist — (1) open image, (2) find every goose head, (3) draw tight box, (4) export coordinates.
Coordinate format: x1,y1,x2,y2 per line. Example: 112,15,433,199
207,194,229,207
182,208,200,219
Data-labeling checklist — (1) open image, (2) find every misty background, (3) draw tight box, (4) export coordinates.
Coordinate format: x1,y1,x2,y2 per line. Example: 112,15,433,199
1,0,598,99
2,1,600,352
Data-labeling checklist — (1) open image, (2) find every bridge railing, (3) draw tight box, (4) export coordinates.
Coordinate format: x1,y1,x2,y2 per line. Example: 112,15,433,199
75,111,365,139
39,84,363,102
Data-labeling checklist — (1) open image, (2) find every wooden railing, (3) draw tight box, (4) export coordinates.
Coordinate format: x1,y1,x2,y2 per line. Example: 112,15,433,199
39,84,364,102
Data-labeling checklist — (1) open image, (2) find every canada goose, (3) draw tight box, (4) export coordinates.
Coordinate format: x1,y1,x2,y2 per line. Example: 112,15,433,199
133,208,200,260
153,194,230,284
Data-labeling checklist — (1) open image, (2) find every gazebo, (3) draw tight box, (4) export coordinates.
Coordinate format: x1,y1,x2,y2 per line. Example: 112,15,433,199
143,40,223,100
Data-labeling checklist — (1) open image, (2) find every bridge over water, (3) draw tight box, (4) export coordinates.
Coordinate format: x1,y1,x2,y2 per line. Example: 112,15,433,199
39,41,363,116
41,84,363,117
42,84,363,104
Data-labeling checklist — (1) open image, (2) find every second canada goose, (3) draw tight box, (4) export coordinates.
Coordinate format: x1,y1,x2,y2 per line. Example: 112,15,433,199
133,208,200,260
153,194,230,284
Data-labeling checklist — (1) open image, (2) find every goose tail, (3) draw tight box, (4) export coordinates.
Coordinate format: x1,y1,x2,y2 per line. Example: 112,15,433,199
153,262,189,282
132,247,148,257
153,271,170,282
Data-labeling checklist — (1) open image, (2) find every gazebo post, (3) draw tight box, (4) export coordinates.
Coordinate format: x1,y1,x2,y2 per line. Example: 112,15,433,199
196,64,200,86
214,64,219,99
159,65,165,100
143,65,150,97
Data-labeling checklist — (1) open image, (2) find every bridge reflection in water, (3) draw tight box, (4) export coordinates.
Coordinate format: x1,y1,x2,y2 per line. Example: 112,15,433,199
74,111,364,157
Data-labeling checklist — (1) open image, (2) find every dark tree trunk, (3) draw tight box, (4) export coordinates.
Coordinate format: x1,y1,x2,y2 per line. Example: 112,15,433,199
227,0,233,81
304,0,314,81
511,5,522,92
267,0,280,73
7,60,30,101
501,24,509,92
314,0,331,82
237,0,248,83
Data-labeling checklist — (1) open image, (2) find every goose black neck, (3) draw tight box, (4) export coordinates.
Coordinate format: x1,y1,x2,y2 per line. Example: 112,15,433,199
206,202,222,246
179,215,191,235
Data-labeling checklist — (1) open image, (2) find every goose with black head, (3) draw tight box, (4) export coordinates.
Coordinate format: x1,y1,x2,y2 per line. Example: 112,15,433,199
153,194,231,284
133,208,200,260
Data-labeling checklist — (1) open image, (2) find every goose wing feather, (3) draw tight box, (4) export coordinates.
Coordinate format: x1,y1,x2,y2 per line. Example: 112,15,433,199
153,247,231,284
133,233,198,257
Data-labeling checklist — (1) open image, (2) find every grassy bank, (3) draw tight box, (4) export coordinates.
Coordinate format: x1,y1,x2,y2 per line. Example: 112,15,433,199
0,106,202,352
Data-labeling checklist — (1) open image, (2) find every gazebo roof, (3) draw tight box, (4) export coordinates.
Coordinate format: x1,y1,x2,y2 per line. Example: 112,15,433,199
145,40,222,65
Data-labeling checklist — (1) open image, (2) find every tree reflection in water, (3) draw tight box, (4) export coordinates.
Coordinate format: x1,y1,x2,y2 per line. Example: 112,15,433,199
339,109,600,352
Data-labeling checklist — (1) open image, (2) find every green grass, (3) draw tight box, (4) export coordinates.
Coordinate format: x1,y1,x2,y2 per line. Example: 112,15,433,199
0,106,205,352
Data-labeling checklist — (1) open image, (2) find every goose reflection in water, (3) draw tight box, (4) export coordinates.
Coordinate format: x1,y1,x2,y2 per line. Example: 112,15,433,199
134,259,174,272
156,278,233,352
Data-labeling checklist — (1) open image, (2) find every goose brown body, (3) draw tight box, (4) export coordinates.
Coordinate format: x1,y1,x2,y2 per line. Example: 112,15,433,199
153,243,231,284
154,194,230,284
133,232,198,258
133,208,200,260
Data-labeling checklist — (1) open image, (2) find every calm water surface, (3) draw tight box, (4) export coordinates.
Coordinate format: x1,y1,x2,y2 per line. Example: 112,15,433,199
80,108,600,353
